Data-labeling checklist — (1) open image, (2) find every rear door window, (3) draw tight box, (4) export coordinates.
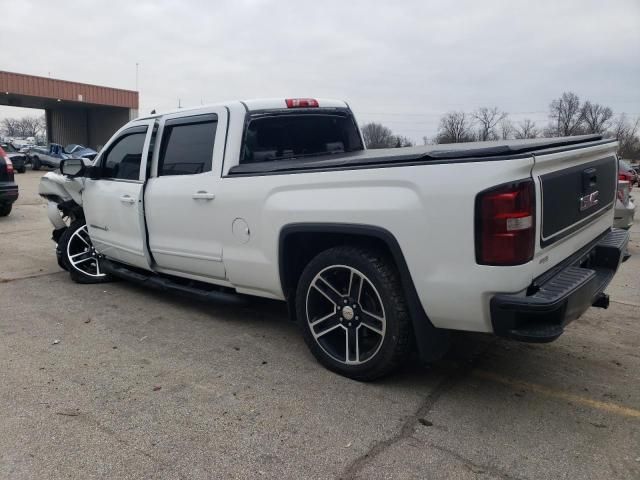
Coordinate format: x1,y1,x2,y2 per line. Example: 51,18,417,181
158,114,217,176
241,112,363,164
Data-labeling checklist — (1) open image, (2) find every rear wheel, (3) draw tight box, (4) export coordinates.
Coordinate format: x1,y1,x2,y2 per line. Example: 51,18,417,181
0,203,12,217
17,166,26,173
296,246,412,381
58,220,111,284
31,156,41,170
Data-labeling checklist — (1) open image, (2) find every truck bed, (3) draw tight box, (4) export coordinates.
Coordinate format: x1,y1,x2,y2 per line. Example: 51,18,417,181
229,134,614,176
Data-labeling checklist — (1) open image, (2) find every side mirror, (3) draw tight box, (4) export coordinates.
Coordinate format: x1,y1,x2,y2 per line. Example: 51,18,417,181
59,158,86,177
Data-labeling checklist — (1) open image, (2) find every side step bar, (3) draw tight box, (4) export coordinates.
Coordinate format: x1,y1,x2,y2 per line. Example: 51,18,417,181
101,259,247,305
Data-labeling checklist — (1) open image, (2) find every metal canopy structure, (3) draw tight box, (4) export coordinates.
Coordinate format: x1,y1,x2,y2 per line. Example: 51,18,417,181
0,71,138,149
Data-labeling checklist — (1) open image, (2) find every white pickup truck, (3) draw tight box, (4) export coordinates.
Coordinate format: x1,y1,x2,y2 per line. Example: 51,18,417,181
39,98,629,380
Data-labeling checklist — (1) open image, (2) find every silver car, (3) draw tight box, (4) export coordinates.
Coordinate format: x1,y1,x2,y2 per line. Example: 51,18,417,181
614,180,635,229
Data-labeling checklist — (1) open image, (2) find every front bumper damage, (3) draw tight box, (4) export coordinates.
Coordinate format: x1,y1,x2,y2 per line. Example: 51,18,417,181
491,228,630,342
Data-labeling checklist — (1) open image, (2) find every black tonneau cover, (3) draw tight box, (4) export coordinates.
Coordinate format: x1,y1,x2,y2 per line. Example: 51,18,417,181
229,134,615,176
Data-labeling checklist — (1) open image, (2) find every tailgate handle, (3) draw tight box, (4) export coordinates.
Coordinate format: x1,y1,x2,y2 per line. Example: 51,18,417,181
582,167,597,192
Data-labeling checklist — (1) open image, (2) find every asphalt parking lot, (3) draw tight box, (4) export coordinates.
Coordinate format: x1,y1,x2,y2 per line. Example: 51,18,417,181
1,170,639,480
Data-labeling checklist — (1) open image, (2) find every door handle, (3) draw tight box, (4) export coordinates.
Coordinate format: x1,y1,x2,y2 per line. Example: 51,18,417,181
120,195,136,204
192,191,215,200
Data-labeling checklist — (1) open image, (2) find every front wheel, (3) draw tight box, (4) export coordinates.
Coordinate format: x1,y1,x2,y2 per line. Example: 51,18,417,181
58,220,111,284
31,156,41,170
296,246,412,381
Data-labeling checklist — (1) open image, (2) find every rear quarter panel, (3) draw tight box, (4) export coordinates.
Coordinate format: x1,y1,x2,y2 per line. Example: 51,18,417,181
219,156,535,332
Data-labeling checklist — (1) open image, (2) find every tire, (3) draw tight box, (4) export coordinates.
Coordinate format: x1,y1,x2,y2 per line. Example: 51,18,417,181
58,220,112,284
296,246,412,381
18,166,26,173
55,244,69,271
31,157,41,170
0,203,12,217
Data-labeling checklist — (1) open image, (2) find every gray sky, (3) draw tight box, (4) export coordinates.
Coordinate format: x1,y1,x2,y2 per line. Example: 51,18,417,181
2,0,639,142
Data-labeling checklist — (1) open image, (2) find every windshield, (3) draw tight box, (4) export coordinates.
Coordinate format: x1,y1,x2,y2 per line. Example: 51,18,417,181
619,159,632,170
64,144,81,154
241,111,364,164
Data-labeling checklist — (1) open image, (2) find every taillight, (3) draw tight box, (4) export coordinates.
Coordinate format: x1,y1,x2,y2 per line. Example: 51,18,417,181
619,172,632,182
4,157,13,175
476,179,535,266
285,98,319,108
617,181,630,203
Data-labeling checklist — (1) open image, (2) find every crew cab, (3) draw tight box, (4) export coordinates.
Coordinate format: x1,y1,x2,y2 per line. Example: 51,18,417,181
39,98,629,380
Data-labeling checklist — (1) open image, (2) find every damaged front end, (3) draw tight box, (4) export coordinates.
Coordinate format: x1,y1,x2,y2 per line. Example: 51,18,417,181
38,172,85,242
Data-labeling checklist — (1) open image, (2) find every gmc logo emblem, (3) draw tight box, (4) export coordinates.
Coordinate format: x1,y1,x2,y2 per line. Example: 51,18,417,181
579,191,599,211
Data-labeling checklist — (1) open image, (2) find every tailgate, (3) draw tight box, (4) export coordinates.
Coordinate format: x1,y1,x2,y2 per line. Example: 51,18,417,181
531,139,618,273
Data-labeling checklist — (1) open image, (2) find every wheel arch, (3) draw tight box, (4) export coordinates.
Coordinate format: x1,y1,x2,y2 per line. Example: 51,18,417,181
278,223,449,362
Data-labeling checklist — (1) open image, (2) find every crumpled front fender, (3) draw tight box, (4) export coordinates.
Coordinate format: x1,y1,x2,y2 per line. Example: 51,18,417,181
38,172,85,206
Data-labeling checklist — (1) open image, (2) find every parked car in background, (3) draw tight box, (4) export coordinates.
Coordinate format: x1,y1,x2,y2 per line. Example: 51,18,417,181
0,147,19,216
30,143,97,170
29,144,65,170
64,144,98,161
0,143,28,173
614,180,635,230
619,159,638,187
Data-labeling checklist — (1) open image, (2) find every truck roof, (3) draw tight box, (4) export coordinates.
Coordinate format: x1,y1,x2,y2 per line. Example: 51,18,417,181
137,98,349,120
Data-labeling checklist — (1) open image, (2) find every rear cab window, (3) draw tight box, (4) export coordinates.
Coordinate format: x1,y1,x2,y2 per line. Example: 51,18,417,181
240,109,364,164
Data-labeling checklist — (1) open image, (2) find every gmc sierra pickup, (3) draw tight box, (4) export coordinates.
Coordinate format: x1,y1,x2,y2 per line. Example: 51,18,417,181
39,98,629,380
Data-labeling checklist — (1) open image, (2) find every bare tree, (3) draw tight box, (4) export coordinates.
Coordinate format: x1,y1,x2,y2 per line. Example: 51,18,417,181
361,122,395,149
499,118,514,140
361,122,413,149
581,101,613,134
609,114,640,159
473,107,507,141
393,135,414,148
18,116,46,138
548,92,584,136
514,119,539,139
435,111,475,144
1,115,46,139
1,118,21,137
